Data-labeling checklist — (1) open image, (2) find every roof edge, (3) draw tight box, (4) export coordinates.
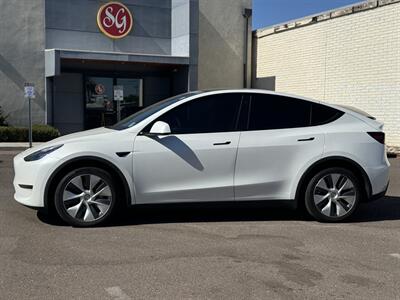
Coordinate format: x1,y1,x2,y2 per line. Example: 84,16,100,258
254,0,400,38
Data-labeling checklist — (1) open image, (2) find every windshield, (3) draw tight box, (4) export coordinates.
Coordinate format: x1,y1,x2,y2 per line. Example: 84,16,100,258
110,92,203,130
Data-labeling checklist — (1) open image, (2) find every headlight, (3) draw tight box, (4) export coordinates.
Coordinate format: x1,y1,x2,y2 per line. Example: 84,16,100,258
24,144,64,162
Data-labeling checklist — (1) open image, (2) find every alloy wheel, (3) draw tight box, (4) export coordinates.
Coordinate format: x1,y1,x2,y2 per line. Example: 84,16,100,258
313,173,357,218
62,174,112,222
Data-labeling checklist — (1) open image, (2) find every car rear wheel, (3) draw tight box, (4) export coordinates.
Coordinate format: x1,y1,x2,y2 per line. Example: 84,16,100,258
305,167,361,222
54,167,116,227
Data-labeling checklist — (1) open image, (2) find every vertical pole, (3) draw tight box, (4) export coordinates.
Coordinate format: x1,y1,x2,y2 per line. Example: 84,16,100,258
244,16,249,88
117,100,121,122
242,9,252,88
28,97,32,148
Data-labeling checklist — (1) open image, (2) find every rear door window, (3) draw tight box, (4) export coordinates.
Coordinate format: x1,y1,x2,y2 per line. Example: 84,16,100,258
248,94,312,131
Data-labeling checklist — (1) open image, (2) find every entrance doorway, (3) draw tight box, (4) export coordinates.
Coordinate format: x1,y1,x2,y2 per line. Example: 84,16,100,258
85,76,143,129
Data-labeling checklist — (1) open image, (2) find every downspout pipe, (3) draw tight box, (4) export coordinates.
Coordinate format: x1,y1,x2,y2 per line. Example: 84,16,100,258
243,8,252,88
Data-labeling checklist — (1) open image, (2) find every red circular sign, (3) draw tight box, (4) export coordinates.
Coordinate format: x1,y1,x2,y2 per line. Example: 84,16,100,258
97,2,133,39
95,84,105,95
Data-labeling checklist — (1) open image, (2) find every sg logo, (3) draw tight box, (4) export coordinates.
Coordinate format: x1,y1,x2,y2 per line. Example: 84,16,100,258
97,2,133,39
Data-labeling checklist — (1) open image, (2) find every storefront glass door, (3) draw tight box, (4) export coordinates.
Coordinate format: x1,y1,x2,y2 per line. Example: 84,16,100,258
85,76,142,129
116,78,143,120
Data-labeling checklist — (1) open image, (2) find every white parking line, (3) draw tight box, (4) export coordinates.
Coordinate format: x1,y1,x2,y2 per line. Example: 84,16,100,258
389,253,400,259
105,286,131,300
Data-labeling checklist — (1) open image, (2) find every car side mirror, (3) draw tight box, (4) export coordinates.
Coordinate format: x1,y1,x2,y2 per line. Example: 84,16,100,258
149,121,171,135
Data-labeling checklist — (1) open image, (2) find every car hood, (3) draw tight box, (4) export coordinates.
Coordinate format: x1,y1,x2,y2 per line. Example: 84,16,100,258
21,127,118,156
50,127,115,144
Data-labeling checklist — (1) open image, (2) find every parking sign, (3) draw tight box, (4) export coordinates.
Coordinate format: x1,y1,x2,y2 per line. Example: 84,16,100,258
24,83,35,99
114,85,124,101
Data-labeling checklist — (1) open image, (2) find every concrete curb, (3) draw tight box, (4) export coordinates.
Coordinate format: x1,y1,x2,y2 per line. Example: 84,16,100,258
387,146,400,156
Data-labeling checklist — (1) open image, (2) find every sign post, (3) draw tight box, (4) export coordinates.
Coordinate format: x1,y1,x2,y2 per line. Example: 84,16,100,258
24,83,35,148
114,85,124,122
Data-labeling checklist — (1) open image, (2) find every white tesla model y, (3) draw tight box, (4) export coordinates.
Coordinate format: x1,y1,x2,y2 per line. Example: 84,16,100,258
14,90,390,226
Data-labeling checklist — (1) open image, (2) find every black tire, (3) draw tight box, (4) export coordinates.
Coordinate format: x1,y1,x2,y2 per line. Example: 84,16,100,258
305,167,361,222
54,167,117,227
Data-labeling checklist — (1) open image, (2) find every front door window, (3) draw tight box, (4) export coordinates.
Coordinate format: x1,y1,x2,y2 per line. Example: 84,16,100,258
153,93,243,134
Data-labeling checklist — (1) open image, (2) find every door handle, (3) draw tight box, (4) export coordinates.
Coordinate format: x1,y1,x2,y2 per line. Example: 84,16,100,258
298,137,315,142
213,141,231,146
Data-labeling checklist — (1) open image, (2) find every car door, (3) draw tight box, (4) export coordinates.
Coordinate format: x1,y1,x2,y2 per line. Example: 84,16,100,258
234,93,325,201
133,93,244,204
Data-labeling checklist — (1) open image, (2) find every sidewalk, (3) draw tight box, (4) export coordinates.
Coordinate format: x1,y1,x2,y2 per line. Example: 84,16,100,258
0,142,44,148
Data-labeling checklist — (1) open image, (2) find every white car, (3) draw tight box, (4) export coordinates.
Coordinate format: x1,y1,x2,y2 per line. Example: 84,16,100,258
13,90,390,226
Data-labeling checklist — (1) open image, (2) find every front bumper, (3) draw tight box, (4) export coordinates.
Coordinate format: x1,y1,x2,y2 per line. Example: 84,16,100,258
13,152,59,208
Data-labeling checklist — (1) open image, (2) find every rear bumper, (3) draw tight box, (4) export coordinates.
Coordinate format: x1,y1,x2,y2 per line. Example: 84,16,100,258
364,156,390,198
366,182,389,202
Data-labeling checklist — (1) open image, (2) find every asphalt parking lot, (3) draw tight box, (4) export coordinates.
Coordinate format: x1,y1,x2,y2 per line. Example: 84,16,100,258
0,149,399,299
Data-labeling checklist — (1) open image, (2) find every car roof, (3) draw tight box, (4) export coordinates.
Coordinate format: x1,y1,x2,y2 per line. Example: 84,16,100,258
185,89,384,129
195,89,323,105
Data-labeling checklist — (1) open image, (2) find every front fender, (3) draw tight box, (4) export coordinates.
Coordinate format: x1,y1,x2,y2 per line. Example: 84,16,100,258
42,151,134,210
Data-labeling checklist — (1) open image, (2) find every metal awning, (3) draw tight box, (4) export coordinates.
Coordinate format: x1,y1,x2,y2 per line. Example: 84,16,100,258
45,49,190,77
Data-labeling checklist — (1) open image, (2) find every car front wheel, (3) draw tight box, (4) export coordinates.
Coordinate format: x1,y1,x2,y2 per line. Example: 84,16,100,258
305,167,361,222
54,167,116,227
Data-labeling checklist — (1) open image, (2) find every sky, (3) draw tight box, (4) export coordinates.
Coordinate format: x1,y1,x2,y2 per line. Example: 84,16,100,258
253,0,365,29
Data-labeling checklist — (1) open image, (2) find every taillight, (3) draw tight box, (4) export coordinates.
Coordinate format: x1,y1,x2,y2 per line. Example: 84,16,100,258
367,132,385,144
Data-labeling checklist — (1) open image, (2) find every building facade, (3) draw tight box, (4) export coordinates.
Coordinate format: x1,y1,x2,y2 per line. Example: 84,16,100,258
0,0,251,134
253,0,400,147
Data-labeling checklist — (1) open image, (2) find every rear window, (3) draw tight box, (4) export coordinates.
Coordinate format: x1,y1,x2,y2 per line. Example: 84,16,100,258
311,103,344,126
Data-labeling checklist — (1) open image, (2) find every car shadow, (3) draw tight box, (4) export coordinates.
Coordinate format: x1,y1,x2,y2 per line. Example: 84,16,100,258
351,196,400,223
37,202,304,227
151,135,204,171
37,196,400,227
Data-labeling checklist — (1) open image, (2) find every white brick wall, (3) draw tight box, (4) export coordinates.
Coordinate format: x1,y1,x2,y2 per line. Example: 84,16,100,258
254,3,400,146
